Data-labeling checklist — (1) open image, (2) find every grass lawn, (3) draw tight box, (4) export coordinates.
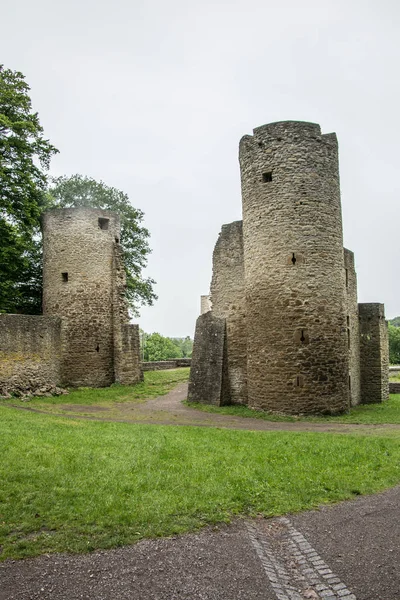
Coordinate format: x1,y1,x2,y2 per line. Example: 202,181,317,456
3,368,190,411
186,394,400,425
1,403,400,561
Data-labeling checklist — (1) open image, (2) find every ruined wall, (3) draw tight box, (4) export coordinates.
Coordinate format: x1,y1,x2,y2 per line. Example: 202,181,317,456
359,303,389,403
210,221,247,404
112,244,143,385
239,121,349,414
142,359,191,371
188,312,229,405
344,249,361,405
42,208,119,387
0,315,61,396
200,295,212,315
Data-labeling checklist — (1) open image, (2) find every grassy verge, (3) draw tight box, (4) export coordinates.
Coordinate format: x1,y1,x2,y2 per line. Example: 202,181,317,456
186,394,400,425
1,405,400,561
1,368,190,409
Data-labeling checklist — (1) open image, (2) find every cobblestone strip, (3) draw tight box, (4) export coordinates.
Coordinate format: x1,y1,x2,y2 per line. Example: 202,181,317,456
246,522,303,600
246,519,357,600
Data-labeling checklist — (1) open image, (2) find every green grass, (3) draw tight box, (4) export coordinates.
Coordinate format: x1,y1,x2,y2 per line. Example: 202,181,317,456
1,368,190,408
186,394,400,425
1,405,400,561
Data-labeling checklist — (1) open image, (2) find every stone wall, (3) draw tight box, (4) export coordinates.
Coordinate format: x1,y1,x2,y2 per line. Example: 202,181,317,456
344,249,361,405
389,382,400,394
188,312,229,405
42,208,118,387
42,208,142,388
239,121,349,414
210,221,247,404
0,315,61,396
200,295,212,315
112,243,143,385
359,303,389,403
142,359,191,371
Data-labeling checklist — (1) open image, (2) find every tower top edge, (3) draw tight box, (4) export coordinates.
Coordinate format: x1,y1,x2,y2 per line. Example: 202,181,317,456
42,207,119,219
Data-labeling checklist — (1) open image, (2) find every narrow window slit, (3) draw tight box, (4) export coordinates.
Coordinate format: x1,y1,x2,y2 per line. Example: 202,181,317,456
300,330,306,342
96,345,100,352
291,253,297,265
62,272,68,283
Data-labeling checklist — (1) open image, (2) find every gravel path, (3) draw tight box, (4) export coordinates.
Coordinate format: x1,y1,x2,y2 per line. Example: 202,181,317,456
9,382,400,435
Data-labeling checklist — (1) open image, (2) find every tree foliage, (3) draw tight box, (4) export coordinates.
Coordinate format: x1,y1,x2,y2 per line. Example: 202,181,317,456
47,175,157,315
388,322,400,365
170,336,193,358
142,332,184,362
0,65,58,313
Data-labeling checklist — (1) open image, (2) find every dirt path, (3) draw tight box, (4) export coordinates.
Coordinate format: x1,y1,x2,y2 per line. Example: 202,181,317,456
9,382,400,435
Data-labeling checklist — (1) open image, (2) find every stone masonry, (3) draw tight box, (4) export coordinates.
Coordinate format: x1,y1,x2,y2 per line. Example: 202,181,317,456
210,221,247,404
359,303,389,403
0,207,142,396
190,121,389,414
344,248,361,406
0,315,61,396
42,208,142,388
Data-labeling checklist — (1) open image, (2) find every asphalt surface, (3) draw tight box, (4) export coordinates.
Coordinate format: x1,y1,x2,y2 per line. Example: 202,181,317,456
1,486,399,600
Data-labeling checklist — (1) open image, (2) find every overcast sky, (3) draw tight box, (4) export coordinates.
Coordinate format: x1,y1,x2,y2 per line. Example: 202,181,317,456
2,0,399,337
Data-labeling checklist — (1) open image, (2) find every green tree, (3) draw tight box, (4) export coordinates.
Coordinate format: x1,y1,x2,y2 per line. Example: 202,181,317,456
388,323,400,365
0,65,58,313
47,175,156,315
143,333,183,362
170,336,193,357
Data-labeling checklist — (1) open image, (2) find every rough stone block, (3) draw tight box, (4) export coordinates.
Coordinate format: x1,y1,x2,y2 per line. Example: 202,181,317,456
188,312,229,405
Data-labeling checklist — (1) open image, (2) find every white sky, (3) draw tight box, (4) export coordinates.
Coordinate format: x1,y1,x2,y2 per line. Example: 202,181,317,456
2,0,399,337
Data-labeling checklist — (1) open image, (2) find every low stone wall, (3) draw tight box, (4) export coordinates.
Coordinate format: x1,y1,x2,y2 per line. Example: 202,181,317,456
0,314,62,396
389,382,400,394
141,359,191,371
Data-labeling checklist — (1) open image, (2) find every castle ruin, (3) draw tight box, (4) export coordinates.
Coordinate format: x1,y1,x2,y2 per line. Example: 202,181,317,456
189,121,389,414
0,207,142,396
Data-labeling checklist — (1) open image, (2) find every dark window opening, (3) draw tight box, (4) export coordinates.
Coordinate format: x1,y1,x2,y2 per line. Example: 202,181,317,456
300,329,306,342
295,374,304,388
258,142,263,148
115,237,120,244
345,268,349,288
347,328,351,349
347,316,350,327
96,345,100,352
262,172,273,183
62,272,68,283
98,217,109,230
349,375,351,390
291,253,297,265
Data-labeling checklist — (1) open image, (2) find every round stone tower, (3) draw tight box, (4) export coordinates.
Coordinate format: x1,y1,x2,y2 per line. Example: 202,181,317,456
239,121,350,414
42,208,121,387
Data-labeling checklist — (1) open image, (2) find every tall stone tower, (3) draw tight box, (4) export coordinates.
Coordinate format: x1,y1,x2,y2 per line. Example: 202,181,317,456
239,121,350,414
42,208,142,388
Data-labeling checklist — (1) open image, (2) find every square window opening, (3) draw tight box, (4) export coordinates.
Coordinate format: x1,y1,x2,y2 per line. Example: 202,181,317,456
262,172,273,183
98,217,110,231
62,272,68,283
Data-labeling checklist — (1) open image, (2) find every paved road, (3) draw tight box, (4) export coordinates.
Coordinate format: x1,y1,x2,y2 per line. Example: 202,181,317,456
1,486,399,600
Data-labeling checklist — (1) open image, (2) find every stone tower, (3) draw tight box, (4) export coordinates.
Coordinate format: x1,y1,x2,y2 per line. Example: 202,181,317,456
239,121,350,414
42,208,142,388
